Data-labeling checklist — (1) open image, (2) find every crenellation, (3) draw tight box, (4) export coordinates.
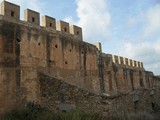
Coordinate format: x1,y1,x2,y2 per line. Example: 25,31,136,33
140,62,143,68
112,55,119,64
24,9,40,25
124,57,129,65
0,1,84,40
70,25,83,41
128,59,133,67
137,61,141,68
105,54,112,66
95,42,102,52
136,61,139,68
42,15,56,29
56,20,70,33
0,1,160,116
134,61,137,67
132,60,137,67
118,56,124,65
1,1,20,20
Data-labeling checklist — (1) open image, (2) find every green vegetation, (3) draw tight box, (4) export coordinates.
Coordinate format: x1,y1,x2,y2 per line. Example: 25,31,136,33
0,109,103,120
1,101,160,120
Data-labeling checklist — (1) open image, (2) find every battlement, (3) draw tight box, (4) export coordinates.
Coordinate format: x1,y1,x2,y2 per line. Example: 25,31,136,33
42,15,56,29
1,1,20,20
0,1,159,115
0,0,145,69
112,55,143,68
0,1,83,41
24,9,40,25
95,42,102,52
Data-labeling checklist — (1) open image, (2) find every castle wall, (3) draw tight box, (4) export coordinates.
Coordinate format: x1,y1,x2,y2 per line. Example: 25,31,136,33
38,72,160,116
102,54,148,94
102,54,117,93
19,23,100,90
0,68,19,114
0,19,21,113
0,1,160,116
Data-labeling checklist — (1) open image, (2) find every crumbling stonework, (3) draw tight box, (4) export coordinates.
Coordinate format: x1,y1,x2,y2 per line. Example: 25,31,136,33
0,1,160,115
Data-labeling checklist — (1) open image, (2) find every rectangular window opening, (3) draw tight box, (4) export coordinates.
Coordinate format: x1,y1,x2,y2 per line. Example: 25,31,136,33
77,31,79,35
64,28,67,32
32,17,35,22
50,23,52,27
11,11,14,17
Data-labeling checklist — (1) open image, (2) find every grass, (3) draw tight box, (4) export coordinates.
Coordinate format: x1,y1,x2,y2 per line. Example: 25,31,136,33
0,109,154,120
0,109,104,120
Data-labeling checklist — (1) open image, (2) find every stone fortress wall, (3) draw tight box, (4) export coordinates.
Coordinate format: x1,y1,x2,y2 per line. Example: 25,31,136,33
0,1,160,115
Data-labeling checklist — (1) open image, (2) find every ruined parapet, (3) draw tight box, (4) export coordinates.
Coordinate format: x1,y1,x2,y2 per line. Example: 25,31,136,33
56,20,70,33
137,61,141,68
132,60,137,67
42,15,56,29
95,42,102,53
24,9,40,25
122,58,143,69
105,54,113,66
123,58,129,66
136,61,139,68
140,62,143,68
118,56,124,65
128,59,133,67
112,55,119,64
1,1,20,20
70,25,83,41
135,61,144,69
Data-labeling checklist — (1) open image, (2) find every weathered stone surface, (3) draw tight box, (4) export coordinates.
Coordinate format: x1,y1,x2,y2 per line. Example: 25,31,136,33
0,1,160,116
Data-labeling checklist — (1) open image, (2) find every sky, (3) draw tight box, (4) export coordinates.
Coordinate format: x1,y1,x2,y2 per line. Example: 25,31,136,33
0,0,160,75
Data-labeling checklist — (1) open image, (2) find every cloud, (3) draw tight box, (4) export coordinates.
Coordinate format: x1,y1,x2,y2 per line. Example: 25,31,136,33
64,16,75,25
65,0,111,44
120,4,160,75
121,40,160,74
126,12,145,29
64,0,160,75
144,4,160,37
2,0,111,43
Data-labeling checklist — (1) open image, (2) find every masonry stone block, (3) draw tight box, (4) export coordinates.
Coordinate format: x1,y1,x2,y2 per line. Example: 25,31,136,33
118,56,124,65
24,9,40,25
132,60,137,67
0,1,160,115
137,61,141,68
1,1,20,20
42,15,56,29
129,59,133,67
105,54,112,66
136,61,139,68
112,55,119,64
56,20,69,33
95,42,102,52
124,58,129,65
140,62,143,68
70,25,83,41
